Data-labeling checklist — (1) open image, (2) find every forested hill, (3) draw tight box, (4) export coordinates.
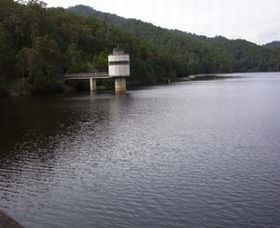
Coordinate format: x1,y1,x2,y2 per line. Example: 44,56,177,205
0,1,279,96
264,41,280,49
69,5,280,75
0,0,179,95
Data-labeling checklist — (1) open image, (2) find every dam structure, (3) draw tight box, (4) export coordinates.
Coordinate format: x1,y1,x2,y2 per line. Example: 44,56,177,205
64,48,130,94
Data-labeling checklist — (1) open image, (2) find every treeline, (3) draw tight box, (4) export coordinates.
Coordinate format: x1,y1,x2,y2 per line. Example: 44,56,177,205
69,5,280,75
0,0,176,95
1,1,280,96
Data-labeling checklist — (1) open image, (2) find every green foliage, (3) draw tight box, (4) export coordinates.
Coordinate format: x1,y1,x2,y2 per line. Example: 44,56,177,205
65,43,86,73
0,1,280,96
27,36,62,93
92,52,108,71
0,0,180,94
69,5,280,75
16,36,62,93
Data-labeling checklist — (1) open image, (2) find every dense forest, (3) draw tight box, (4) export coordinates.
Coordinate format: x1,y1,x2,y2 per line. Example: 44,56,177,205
0,1,280,96
69,5,280,75
0,0,177,95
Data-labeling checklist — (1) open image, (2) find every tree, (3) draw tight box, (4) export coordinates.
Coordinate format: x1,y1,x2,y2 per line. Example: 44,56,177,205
65,43,85,73
1,0,280,96
92,52,108,71
16,36,62,93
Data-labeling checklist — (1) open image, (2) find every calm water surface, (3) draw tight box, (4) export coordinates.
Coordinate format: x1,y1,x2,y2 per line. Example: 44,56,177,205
0,73,280,228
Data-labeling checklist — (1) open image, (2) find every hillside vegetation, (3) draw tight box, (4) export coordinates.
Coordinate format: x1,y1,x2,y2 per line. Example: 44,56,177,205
69,5,280,75
0,0,176,95
0,1,279,96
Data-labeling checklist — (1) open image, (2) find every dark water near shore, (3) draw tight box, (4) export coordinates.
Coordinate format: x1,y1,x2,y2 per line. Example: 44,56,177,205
1,73,280,228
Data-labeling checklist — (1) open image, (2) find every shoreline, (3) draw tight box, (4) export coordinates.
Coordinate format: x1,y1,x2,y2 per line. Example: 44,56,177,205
0,75,242,98
0,210,23,228
1,72,278,98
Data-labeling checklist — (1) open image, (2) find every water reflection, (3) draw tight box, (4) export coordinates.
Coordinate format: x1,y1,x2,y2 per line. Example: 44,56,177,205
1,73,280,227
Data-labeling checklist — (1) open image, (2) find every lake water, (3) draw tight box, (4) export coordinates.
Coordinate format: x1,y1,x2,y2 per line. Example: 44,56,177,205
0,73,280,228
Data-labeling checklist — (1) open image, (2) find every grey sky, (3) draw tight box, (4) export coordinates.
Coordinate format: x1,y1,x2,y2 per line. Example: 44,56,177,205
44,0,280,45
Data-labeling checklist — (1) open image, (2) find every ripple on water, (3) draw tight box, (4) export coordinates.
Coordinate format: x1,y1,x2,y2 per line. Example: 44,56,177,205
1,73,280,227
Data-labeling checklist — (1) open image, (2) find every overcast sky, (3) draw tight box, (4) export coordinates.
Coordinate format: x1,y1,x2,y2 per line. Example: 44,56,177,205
44,0,280,45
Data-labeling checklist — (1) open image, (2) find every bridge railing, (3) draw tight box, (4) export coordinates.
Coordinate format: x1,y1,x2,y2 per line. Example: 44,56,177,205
64,72,110,79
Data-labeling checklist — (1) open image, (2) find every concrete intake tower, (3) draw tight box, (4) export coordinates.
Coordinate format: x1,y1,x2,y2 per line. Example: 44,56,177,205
64,48,130,94
108,48,130,94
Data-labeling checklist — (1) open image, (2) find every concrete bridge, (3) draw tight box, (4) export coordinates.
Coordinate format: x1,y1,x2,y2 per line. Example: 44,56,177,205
64,72,109,80
64,48,130,94
64,72,110,92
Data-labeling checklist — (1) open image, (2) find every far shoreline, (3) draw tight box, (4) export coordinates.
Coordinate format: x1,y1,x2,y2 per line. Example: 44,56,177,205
1,72,279,98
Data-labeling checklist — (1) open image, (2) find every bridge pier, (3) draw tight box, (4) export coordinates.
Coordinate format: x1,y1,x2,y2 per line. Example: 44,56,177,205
64,47,130,95
89,78,97,92
115,78,126,94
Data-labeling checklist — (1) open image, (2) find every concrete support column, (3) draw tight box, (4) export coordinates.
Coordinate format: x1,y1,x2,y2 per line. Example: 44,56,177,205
89,78,97,92
115,78,126,94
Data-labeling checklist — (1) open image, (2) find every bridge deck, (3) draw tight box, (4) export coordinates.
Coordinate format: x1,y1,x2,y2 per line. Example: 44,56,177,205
64,72,110,80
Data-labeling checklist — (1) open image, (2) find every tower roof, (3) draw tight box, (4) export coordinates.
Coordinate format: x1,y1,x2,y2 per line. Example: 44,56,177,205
113,47,125,55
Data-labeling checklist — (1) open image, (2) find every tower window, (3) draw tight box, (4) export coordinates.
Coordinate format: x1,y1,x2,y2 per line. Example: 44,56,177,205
109,61,130,65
